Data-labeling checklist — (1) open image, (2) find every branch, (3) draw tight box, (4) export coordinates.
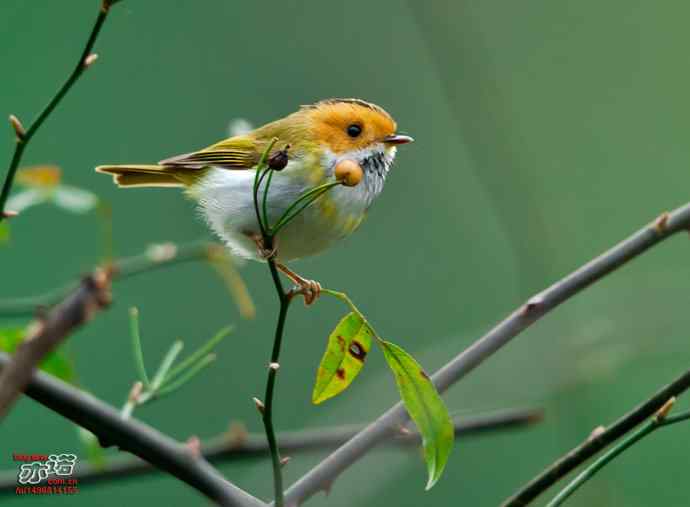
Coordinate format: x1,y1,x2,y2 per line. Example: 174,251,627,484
545,402,690,507
0,408,541,492
0,0,121,220
0,241,244,317
503,368,690,506
0,269,112,419
260,252,292,507
281,206,690,505
0,352,264,507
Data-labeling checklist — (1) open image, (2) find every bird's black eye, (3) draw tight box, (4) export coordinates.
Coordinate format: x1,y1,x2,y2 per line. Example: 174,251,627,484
347,124,362,138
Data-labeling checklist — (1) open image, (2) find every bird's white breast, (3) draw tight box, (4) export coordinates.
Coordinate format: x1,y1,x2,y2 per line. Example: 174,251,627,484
192,146,393,262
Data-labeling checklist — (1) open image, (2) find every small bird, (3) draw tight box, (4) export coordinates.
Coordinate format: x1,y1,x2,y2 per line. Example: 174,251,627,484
96,98,412,302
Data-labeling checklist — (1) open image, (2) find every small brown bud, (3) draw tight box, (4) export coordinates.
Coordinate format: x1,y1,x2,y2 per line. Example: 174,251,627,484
128,381,144,403
334,159,363,187
9,115,25,140
654,397,676,422
84,53,99,68
185,436,201,457
654,212,670,235
268,145,290,170
588,425,606,440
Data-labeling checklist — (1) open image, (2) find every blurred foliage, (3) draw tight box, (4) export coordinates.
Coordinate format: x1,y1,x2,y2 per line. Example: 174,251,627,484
0,327,74,382
2,1,690,506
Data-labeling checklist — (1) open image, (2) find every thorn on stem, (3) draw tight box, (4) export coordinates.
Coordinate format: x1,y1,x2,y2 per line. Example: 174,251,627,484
253,397,265,415
84,53,99,68
654,212,670,235
588,425,606,441
2,210,18,219
280,456,291,467
654,397,676,422
269,362,280,371
185,435,201,458
9,114,25,141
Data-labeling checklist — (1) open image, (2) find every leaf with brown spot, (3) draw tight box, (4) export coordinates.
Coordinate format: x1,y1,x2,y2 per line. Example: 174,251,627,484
312,312,373,404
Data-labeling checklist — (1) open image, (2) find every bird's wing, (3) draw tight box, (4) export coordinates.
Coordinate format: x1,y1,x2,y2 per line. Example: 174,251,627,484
159,135,262,170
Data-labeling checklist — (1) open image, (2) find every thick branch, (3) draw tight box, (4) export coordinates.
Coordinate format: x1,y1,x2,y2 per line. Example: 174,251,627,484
0,408,541,492
0,352,263,507
0,269,112,419
281,206,690,506
0,0,120,219
502,369,690,506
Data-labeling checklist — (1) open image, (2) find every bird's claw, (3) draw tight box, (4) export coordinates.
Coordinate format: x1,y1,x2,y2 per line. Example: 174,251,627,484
293,279,322,306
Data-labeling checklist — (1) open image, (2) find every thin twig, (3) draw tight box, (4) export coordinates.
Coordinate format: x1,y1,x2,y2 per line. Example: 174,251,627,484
0,0,120,220
0,241,230,317
546,403,690,507
280,205,690,506
0,408,541,492
0,269,112,419
0,352,264,507
503,369,690,506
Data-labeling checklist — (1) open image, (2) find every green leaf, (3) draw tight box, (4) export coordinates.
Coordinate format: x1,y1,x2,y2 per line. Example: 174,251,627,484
77,427,107,469
312,312,373,404
0,327,74,383
379,340,454,490
0,222,9,244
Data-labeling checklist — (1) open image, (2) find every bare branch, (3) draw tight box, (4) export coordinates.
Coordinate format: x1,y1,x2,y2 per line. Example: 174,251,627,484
0,241,230,317
0,269,112,419
0,408,540,492
0,0,121,220
281,204,690,506
502,368,690,506
0,352,264,507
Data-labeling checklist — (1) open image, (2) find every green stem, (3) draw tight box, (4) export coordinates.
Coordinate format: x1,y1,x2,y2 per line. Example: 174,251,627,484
129,307,150,389
0,1,118,219
261,168,275,234
262,248,292,507
547,409,690,507
322,288,382,341
271,181,342,234
252,138,278,236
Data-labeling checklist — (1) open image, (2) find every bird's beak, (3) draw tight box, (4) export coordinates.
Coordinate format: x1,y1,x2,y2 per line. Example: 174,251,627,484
383,134,414,145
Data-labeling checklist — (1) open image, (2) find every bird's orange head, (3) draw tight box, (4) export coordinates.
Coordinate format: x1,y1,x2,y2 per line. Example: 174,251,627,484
255,98,413,155
300,98,413,154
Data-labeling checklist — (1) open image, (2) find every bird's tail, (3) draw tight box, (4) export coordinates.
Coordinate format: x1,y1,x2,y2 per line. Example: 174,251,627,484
95,164,190,188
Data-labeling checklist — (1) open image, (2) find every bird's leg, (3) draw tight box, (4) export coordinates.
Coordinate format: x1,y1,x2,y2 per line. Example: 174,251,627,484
276,263,322,306
247,232,320,305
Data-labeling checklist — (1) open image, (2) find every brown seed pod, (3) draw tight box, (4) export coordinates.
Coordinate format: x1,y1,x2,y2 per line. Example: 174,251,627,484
334,159,363,187
268,145,290,170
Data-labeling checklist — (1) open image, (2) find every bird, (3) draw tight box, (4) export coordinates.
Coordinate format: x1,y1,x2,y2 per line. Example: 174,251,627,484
96,98,413,303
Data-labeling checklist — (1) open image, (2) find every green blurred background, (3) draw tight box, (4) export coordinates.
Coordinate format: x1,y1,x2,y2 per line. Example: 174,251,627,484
2,1,690,505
